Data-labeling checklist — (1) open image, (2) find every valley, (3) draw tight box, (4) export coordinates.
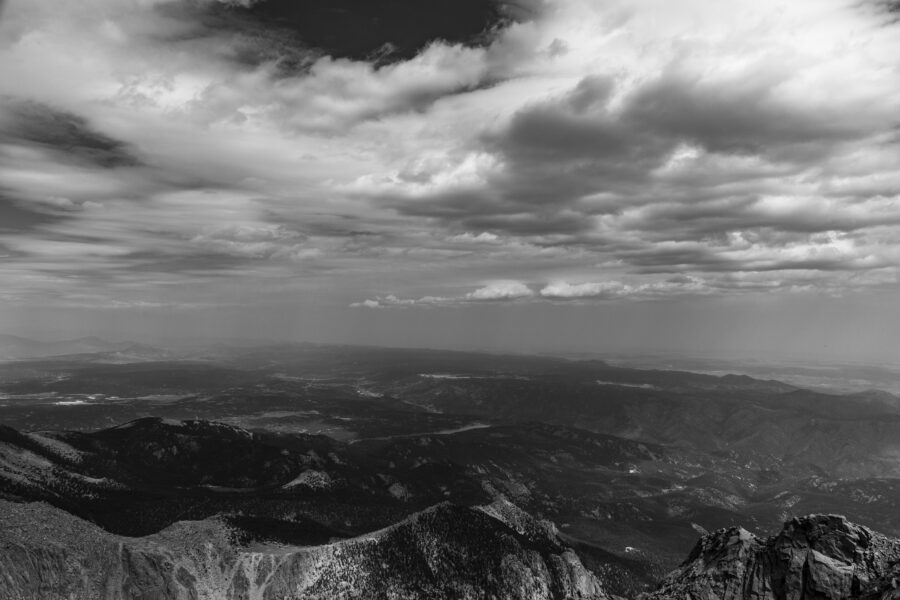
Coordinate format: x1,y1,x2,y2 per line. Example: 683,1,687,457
1,342,899,598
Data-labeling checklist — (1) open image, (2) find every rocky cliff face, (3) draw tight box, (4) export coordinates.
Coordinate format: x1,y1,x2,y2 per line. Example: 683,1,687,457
646,514,900,600
0,498,607,600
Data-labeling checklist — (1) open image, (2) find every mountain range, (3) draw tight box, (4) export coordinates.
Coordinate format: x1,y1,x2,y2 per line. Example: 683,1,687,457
1,340,898,598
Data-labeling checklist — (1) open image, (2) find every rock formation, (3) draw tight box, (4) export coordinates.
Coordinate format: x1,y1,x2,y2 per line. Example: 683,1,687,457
646,514,900,600
0,499,607,600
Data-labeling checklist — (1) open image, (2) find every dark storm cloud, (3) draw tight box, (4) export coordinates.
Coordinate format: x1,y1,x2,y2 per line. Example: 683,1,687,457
0,100,141,168
385,184,593,235
495,77,626,160
491,71,877,190
156,0,520,69
151,1,317,75
868,0,900,21
380,66,895,242
489,76,675,182
272,0,505,60
377,76,670,237
239,0,509,62
622,74,873,157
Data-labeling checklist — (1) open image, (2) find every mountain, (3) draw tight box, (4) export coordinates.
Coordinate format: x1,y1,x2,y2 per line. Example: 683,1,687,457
0,418,900,596
375,365,900,479
0,417,490,537
6,344,899,482
0,498,606,600
5,413,900,600
4,413,900,599
0,334,141,360
646,514,900,599
2,344,900,598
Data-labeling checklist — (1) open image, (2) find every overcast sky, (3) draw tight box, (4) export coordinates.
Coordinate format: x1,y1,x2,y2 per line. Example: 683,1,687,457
1,0,899,361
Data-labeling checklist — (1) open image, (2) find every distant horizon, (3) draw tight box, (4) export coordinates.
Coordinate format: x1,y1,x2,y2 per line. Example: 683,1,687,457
3,327,899,369
4,329,900,399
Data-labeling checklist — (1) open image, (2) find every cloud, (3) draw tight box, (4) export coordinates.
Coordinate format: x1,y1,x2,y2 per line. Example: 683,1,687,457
352,280,534,307
246,42,495,131
0,99,142,168
388,51,897,237
464,280,534,300
0,190,66,233
2,0,900,322
540,276,715,300
540,281,628,299
350,294,449,308
173,0,515,64
190,224,319,261
354,275,721,307
212,0,264,8
446,231,502,244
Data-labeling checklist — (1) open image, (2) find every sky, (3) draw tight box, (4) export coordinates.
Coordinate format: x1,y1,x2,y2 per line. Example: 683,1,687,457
1,0,900,362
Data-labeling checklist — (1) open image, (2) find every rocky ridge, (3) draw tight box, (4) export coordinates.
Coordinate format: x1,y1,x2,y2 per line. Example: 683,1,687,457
0,498,607,600
646,514,900,600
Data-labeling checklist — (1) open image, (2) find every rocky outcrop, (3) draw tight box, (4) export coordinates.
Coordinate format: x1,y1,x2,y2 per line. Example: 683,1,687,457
646,514,900,600
0,499,607,600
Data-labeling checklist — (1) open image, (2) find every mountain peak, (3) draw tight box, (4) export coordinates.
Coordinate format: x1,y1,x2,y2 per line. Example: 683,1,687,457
648,514,900,600
0,499,608,600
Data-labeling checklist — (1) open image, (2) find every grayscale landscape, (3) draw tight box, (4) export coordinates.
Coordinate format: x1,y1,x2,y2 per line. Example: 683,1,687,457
1,0,899,598
1,339,899,598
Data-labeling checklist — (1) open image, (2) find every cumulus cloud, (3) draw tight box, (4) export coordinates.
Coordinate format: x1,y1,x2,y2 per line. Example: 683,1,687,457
540,281,628,299
465,281,534,301
1,0,900,321
352,281,534,307
350,294,456,308
540,276,712,300
355,276,720,307
446,231,502,244
348,0,900,288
